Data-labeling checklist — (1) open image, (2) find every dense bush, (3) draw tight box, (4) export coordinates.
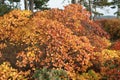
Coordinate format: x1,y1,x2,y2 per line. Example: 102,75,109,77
111,40,120,50
90,49,120,80
0,4,119,80
15,4,110,74
0,10,32,66
98,19,120,40
0,62,28,80
33,68,69,80
16,16,93,73
33,4,110,50
78,70,101,80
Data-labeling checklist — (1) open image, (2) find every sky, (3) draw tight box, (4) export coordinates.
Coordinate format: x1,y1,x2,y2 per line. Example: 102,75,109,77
20,0,117,16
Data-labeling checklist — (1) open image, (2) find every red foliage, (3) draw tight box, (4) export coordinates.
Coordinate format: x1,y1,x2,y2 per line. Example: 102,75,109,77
111,40,120,50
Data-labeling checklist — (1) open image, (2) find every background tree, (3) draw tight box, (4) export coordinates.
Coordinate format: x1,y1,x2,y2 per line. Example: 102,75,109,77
24,0,28,10
34,0,49,10
29,0,34,11
0,0,50,13
24,0,49,12
71,0,110,20
8,0,21,9
0,0,4,4
110,0,120,18
92,0,109,19
92,0,120,19
0,0,12,16
71,0,83,4
71,0,76,3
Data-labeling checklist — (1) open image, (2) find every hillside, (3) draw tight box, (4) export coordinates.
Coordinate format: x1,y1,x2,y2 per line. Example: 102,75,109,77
0,4,120,80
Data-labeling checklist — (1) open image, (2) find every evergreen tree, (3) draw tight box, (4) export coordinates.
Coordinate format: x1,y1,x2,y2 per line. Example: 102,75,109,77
24,0,49,12
34,0,49,10
71,0,111,20
93,0,120,18
0,0,13,16
1,0,50,12
111,0,120,18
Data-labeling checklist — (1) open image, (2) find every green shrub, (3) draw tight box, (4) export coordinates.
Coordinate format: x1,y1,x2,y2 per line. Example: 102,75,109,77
33,68,69,80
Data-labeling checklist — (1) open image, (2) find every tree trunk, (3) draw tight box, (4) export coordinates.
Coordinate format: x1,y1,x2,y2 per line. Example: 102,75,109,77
89,0,92,20
117,5,120,19
93,6,97,20
24,0,28,10
29,0,34,12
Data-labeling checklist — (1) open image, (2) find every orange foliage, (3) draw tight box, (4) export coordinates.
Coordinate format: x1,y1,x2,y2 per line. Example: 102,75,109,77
90,49,120,80
0,4,113,79
16,18,93,73
33,4,110,50
98,19,120,40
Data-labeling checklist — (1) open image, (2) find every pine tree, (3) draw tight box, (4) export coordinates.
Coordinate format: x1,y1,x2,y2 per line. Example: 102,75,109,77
111,0,120,18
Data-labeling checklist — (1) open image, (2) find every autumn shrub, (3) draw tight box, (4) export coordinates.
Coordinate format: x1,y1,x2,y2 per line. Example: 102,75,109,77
78,70,101,80
0,7,94,78
0,4,112,79
0,62,28,80
98,19,120,40
111,40,120,50
40,4,109,38
101,58,120,80
90,49,120,80
0,9,32,66
0,5,90,74
88,35,111,51
16,18,93,73
0,9,32,46
33,4,110,50
67,49,120,80
15,4,111,79
33,68,69,80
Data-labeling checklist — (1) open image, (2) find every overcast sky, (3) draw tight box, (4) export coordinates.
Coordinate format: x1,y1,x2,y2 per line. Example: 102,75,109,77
20,0,117,16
